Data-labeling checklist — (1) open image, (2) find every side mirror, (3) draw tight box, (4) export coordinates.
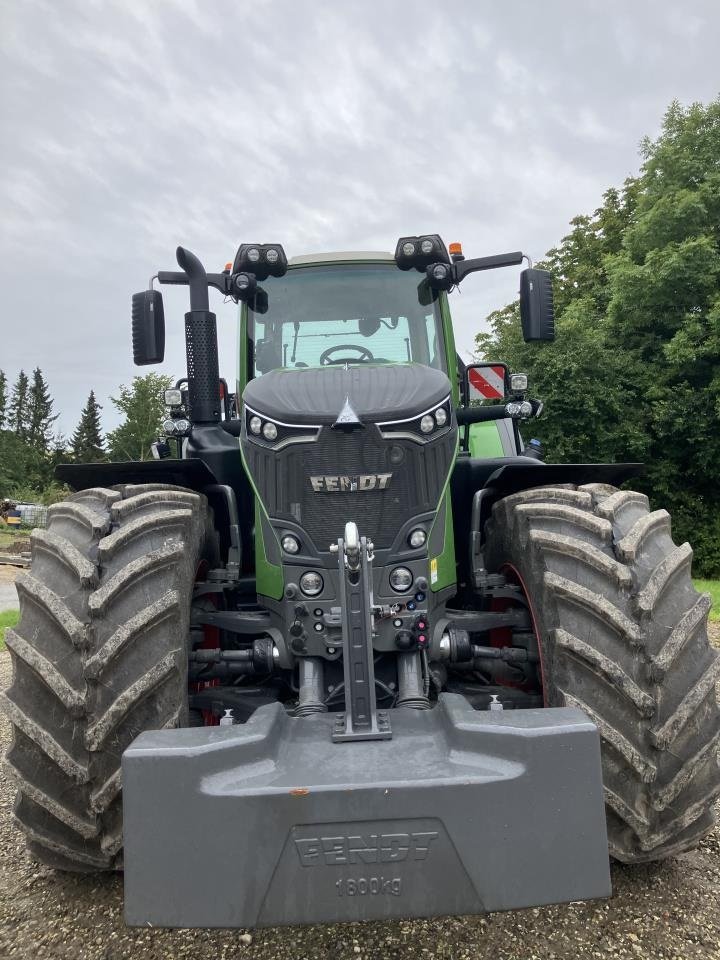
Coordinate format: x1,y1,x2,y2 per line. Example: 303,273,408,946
464,363,509,402
520,268,554,342
131,290,165,365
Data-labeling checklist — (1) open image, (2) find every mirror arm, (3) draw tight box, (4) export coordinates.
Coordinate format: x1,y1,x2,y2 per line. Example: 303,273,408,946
156,270,232,297
456,405,511,425
452,251,524,284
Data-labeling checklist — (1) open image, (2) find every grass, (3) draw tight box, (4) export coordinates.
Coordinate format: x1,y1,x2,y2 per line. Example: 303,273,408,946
0,609,19,650
0,527,31,549
694,580,720,622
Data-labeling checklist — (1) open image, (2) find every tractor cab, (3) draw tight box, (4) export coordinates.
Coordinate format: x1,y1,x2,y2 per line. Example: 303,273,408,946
242,252,447,379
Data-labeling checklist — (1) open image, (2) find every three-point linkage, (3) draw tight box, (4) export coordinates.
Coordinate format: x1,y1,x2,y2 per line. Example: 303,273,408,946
331,522,392,742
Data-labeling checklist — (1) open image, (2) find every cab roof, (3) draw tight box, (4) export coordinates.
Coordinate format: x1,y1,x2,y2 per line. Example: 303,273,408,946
288,251,394,266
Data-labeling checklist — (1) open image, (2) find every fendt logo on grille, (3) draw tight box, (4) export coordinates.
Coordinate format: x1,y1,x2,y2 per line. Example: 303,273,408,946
294,831,439,867
310,474,392,492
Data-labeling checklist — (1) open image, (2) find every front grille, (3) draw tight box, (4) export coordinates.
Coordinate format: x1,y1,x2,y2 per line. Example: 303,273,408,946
244,426,456,550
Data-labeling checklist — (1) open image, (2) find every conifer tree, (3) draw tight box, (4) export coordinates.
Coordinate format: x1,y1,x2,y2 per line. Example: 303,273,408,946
0,370,7,429
26,368,58,453
70,390,106,463
8,370,29,439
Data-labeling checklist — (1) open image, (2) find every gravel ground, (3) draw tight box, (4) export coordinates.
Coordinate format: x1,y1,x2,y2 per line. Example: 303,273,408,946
0,567,19,611
1,629,719,960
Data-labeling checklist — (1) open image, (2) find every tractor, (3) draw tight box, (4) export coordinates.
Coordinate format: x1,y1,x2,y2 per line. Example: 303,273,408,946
3,236,719,927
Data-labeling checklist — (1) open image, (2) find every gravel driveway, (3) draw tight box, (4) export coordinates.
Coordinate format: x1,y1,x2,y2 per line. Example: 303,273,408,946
0,568,19,611
2,631,719,960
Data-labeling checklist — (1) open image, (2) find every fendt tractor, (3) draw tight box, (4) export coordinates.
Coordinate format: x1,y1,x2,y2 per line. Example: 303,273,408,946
3,237,719,928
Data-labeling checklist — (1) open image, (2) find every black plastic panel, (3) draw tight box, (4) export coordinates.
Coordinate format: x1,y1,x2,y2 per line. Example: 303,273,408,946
243,426,457,551
243,364,451,426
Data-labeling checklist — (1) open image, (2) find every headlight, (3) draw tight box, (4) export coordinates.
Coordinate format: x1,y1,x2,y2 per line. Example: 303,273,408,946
505,400,533,418
408,529,426,549
389,566,414,593
234,272,256,297
281,535,300,555
174,419,190,434
427,261,453,291
245,407,321,448
247,247,260,262
265,248,279,263
164,389,182,407
510,373,528,392
395,235,449,272
378,396,451,443
300,571,324,596
162,419,176,434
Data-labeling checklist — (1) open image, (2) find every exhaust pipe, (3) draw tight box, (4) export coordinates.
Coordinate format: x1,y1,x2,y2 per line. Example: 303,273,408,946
176,246,221,425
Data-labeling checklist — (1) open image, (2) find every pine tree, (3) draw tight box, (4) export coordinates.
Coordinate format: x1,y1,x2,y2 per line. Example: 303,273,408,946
0,370,7,429
8,370,29,439
26,368,58,453
70,390,106,463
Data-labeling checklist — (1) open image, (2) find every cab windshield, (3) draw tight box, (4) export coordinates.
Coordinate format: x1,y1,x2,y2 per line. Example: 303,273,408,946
247,262,445,376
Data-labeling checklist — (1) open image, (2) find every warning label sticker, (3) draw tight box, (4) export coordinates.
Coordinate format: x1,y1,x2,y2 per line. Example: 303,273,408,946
430,558,438,585
467,365,506,400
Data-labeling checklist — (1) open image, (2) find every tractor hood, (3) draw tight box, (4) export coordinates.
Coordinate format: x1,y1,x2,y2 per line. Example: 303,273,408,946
242,364,451,426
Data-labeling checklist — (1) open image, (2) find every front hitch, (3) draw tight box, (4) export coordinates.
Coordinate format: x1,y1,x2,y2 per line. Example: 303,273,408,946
330,522,392,742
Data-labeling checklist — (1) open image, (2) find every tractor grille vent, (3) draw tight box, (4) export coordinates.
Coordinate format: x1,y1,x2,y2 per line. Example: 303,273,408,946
244,426,456,550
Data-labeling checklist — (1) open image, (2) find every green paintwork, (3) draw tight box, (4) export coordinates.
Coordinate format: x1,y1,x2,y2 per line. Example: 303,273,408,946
438,292,460,406
254,506,284,600
429,488,456,592
239,442,284,599
238,305,250,394
428,433,459,592
469,420,505,458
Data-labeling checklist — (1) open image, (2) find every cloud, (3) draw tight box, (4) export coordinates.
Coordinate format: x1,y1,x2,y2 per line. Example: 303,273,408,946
0,0,718,434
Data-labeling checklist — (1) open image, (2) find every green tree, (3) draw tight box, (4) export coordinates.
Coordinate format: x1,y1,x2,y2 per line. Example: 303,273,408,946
8,370,29,439
107,373,172,461
0,370,7,429
476,97,720,575
26,367,58,453
0,429,47,497
70,390,106,463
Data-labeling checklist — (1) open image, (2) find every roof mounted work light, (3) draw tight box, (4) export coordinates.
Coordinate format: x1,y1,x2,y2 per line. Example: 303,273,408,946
232,243,288,282
426,260,453,291
394,235,450,272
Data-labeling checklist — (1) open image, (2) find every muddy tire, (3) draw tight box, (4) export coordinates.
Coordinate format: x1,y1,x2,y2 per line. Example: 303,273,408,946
483,484,720,863
1,484,213,871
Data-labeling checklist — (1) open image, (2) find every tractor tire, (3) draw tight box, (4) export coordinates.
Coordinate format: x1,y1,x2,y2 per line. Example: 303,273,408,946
483,483,720,863
1,484,213,872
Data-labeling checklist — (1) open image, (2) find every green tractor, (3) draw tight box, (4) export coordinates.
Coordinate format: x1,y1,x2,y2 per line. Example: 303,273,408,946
3,236,718,927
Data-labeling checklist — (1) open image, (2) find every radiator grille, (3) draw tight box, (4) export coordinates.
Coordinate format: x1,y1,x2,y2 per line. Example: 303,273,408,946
244,427,456,550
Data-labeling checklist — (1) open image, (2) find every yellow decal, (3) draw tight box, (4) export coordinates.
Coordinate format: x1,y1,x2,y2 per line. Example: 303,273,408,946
430,558,438,585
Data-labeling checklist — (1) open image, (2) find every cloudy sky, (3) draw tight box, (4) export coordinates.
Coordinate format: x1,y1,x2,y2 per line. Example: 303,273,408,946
1,0,718,436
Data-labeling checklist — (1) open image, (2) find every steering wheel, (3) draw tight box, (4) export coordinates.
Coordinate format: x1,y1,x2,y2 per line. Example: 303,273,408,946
319,344,375,365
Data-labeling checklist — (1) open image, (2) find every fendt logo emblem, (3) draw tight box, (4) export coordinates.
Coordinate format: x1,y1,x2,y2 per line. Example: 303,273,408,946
294,831,439,867
310,474,392,492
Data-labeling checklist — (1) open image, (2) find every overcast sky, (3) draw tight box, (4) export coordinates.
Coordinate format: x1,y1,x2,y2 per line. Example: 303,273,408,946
1,0,718,436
